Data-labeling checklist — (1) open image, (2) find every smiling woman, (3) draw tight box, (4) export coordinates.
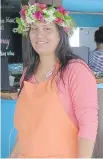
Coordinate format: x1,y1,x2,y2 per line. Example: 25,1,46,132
9,3,98,158
29,23,60,56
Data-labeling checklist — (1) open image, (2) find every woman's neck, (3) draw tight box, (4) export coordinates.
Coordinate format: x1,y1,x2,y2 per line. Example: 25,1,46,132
38,55,57,73
34,55,57,82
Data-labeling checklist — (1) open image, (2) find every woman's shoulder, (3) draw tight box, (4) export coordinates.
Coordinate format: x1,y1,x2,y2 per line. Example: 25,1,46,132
63,59,95,82
61,59,97,96
66,59,92,73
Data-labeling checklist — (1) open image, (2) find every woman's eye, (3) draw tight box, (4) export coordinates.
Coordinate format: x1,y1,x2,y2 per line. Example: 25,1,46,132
31,28,37,31
44,27,51,31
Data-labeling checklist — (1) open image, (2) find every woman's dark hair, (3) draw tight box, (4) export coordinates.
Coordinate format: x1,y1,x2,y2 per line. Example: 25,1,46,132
94,26,103,43
20,24,78,93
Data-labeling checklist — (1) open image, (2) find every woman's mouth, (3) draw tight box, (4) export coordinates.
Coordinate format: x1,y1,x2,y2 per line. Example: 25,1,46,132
36,41,48,44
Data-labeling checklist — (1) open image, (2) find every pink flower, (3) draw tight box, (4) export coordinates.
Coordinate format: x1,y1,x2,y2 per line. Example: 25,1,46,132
55,18,63,24
20,5,28,19
20,8,26,19
35,3,47,10
39,4,47,10
34,11,44,21
57,6,66,15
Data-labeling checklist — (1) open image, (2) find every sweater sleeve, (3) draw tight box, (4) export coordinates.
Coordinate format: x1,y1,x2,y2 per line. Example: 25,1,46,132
68,61,98,141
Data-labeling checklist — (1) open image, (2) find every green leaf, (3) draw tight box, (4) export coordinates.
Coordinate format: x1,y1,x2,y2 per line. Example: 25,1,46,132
64,15,71,20
16,18,23,27
25,9,28,15
44,13,49,18
16,17,21,23
54,12,63,18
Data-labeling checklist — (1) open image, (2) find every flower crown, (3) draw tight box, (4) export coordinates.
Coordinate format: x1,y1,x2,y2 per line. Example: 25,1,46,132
14,3,76,36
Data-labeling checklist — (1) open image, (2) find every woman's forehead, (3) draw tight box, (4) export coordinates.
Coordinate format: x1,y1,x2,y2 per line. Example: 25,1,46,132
31,22,55,28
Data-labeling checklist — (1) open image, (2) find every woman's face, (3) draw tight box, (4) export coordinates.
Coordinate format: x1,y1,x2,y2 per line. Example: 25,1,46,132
29,22,60,55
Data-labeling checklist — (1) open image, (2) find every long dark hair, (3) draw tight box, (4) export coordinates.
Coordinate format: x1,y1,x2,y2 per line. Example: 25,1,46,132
20,24,78,93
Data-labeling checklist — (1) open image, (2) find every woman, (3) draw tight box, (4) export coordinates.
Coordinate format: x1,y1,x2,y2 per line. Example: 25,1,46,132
89,26,103,74
10,3,98,158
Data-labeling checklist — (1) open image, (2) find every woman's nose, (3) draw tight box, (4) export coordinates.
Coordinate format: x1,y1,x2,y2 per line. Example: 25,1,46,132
36,28,45,37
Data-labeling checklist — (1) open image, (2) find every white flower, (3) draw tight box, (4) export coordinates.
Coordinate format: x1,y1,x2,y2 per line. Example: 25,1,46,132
45,15,56,23
60,22,66,27
27,10,33,18
26,16,34,24
43,9,49,14
12,28,18,33
26,10,36,24
29,5,36,12
24,27,29,32
26,5,36,21
43,8,55,16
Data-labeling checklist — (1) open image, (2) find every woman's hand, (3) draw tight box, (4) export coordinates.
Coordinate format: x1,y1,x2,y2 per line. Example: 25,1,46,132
78,137,95,158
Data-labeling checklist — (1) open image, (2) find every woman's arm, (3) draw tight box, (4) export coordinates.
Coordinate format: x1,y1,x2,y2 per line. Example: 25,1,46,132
69,62,98,158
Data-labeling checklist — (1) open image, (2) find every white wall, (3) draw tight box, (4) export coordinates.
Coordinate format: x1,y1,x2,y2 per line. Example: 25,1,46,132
69,27,98,51
79,27,98,51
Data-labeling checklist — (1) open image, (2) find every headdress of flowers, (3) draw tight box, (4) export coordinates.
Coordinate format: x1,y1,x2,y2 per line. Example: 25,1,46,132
14,3,76,36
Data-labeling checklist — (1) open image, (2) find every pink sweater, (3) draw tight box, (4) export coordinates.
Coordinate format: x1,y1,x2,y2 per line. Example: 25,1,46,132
20,60,98,141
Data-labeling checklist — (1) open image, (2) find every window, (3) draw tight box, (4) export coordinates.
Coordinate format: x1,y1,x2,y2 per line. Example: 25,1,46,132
69,27,80,47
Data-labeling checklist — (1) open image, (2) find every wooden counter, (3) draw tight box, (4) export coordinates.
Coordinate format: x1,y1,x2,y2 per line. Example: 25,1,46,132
96,77,103,84
0,92,18,100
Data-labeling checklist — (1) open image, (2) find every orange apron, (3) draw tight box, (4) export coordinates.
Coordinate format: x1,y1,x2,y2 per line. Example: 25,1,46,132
14,78,78,158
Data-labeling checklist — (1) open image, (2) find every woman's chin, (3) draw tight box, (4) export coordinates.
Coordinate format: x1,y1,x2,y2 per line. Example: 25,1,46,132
35,47,51,55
